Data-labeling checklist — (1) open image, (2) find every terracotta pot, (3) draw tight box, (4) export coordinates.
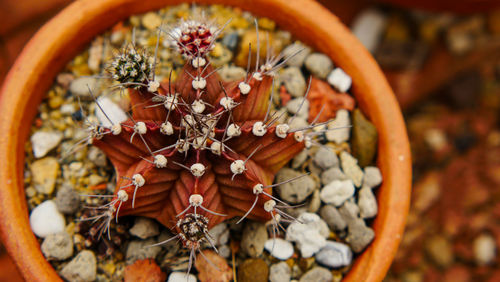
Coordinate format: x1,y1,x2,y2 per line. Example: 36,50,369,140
0,0,412,281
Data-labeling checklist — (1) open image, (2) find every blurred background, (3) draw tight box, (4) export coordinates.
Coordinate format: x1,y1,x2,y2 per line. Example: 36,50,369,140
0,0,499,281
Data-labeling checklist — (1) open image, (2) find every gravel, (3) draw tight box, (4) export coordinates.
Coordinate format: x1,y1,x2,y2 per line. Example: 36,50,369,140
129,217,160,239
304,53,333,79
315,241,353,268
41,232,74,261
31,131,63,158
30,200,66,238
320,179,355,207
241,221,268,258
269,261,292,282
60,250,97,282
281,67,307,97
264,238,295,260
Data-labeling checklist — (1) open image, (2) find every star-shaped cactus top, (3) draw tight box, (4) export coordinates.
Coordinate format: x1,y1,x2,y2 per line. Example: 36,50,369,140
89,18,309,249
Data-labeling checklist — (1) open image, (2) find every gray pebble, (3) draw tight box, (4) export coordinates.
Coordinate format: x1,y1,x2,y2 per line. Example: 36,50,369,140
282,42,311,67
265,238,294,260
129,217,160,239
222,32,239,51
320,205,346,231
126,239,161,264
286,98,309,120
241,221,268,258
208,222,230,246
281,67,306,97
70,77,98,97
55,184,80,214
291,149,308,169
363,166,382,189
60,250,96,282
87,147,107,167
321,167,347,185
288,117,309,131
219,244,231,258
276,168,316,204
325,109,351,144
358,187,378,218
41,232,74,261
315,241,352,268
31,131,63,158
218,65,246,82
313,147,339,170
340,151,364,187
339,203,375,253
320,179,355,207
299,267,333,282
307,190,321,213
270,261,291,282
304,53,333,79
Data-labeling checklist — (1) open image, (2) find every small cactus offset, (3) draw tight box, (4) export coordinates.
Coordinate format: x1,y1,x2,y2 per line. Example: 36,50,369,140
84,17,324,255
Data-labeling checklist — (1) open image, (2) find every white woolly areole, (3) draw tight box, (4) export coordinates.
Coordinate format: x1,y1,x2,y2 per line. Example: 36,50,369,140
191,100,206,114
134,122,147,135
190,163,206,177
192,76,207,90
252,72,263,81
176,139,190,153
192,137,207,150
182,114,195,127
191,57,207,68
147,80,160,92
252,121,267,136
111,124,122,135
304,136,312,148
210,141,222,155
294,131,304,142
238,82,251,95
253,184,264,194
230,160,245,175
164,95,178,109
154,155,168,168
132,174,145,187
275,124,290,138
227,124,241,137
189,194,204,206
117,190,129,202
264,200,276,212
220,97,236,110
160,122,174,135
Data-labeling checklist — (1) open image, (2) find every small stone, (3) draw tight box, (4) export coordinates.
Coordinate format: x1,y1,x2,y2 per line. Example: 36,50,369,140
264,238,294,260
70,77,98,97
473,234,496,265
351,109,377,167
304,53,333,79
320,179,355,207
358,187,378,218
142,12,162,30
286,98,309,120
41,232,73,261
31,131,63,158
375,40,429,70
55,184,80,214
208,222,230,246
269,261,291,282
350,9,387,53
321,167,348,185
219,245,231,258
299,267,333,282
363,166,382,188
320,205,346,231
282,41,311,67
313,146,339,170
31,157,59,194
222,32,239,51
60,250,97,282
291,149,308,169
340,151,364,187
95,97,128,127
286,213,329,258
30,200,65,238
241,221,268,258
126,239,161,264
425,235,454,267
218,65,246,82
327,68,352,93
60,104,76,115
446,16,484,55
238,258,269,282
339,203,374,253
129,217,160,239
307,189,321,213
88,147,107,167
88,37,103,72
167,272,196,282
276,168,316,204
288,117,309,131
281,67,306,97
56,73,74,88
326,109,351,144
315,241,352,268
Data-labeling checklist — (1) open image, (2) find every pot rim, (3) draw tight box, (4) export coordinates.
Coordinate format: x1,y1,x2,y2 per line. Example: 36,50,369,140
0,0,411,281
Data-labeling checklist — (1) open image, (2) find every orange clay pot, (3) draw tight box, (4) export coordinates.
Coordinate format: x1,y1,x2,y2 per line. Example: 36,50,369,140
0,0,412,281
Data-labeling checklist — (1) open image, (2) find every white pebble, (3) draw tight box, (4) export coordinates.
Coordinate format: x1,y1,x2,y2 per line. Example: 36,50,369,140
473,234,496,265
315,241,352,268
31,131,63,158
264,238,294,260
286,213,329,258
327,68,352,93
350,9,387,53
363,166,382,188
320,179,355,207
358,187,378,218
326,109,351,144
340,151,364,187
168,272,197,282
95,97,128,127
30,200,66,238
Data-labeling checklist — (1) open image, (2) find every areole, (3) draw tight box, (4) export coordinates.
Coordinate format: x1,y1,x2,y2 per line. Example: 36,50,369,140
0,0,412,281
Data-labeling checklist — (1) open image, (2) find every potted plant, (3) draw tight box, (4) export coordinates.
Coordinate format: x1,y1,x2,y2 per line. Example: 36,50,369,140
0,0,411,281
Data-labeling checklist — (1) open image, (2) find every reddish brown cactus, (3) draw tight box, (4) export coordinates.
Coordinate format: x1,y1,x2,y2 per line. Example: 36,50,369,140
84,18,314,251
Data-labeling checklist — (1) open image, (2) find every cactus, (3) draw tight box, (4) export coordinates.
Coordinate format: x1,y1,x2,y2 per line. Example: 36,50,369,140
82,17,329,258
